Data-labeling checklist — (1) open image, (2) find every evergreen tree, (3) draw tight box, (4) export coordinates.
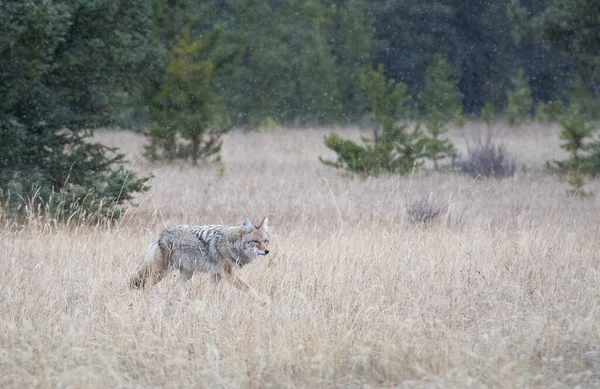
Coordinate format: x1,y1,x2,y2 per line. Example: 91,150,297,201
419,54,460,170
145,26,230,165
510,0,598,110
370,0,521,114
419,53,464,123
370,1,459,102
0,0,160,220
451,0,521,112
421,115,458,171
324,0,374,122
548,104,599,197
510,0,600,87
481,102,497,128
550,104,600,176
320,66,425,176
567,75,600,121
207,0,345,126
505,68,533,126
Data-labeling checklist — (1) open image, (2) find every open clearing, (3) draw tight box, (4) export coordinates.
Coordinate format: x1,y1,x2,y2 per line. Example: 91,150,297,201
1,124,599,388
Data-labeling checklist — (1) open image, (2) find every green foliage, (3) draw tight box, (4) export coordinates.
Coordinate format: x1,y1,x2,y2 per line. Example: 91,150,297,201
510,0,599,118
421,113,458,171
565,174,594,198
567,75,600,121
172,0,375,127
550,105,599,174
549,105,600,196
206,0,348,126
320,133,390,176
510,0,600,87
420,54,464,124
534,101,552,123
324,0,374,121
481,102,497,128
0,0,157,221
372,0,522,114
505,68,533,126
418,54,460,170
534,99,564,123
320,125,425,176
136,0,599,126
145,27,230,165
361,65,411,124
320,66,425,176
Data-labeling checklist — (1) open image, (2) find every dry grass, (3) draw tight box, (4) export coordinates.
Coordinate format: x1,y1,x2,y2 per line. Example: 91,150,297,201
1,123,599,388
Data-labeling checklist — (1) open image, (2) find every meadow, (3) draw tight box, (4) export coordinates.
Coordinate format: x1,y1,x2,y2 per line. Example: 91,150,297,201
1,123,599,388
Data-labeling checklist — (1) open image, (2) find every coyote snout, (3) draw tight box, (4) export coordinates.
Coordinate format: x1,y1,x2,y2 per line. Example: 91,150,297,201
130,216,270,304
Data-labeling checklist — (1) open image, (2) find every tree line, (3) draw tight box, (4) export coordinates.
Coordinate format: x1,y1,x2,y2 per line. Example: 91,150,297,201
145,0,599,126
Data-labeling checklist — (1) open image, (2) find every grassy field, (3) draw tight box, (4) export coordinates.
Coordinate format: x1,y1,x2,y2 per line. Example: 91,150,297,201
1,123,599,388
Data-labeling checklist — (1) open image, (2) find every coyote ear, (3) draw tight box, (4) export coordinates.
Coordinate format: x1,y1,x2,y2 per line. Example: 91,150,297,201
242,217,253,232
256,216,268,231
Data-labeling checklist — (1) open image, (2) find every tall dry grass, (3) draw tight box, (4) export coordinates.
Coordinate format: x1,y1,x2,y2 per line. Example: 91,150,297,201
1,123,599,388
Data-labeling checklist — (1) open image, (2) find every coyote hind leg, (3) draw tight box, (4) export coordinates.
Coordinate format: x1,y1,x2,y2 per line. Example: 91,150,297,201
146,260,170,287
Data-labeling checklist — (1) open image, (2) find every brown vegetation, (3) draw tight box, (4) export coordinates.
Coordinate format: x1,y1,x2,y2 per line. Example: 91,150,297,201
1,124,599,388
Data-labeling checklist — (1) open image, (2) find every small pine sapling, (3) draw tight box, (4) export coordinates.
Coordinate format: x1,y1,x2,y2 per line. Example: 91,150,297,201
505,68,533,126
549,104,598,197
145,27,230,165
320,65,423,176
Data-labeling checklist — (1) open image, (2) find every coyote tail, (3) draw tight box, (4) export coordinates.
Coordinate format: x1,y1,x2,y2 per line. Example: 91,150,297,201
129,239,161,289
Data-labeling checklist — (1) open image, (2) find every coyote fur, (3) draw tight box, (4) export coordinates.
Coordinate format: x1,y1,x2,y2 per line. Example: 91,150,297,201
130,216,270,303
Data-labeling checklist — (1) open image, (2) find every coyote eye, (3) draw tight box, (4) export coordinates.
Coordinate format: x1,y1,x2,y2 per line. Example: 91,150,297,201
264,240,269,245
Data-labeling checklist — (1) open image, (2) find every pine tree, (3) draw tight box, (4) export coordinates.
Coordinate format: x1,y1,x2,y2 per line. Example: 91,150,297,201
0,0,159,220
548,104,598,197
510,0,600,88
420,53,464,123
206,0,344,126
324,0,374,122
481,102,497,128
568,75,600,121
145,27,229,165
320,65,425,176
505,68,533,126
418,54,460,170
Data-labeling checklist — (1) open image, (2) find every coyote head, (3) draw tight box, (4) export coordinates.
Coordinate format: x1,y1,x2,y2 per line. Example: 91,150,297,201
240,216,270,260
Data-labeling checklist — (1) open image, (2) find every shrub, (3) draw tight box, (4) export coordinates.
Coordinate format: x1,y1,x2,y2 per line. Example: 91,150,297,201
458,135,517,178
407,195,444,225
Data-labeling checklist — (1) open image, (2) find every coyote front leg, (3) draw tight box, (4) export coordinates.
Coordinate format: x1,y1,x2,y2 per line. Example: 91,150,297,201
222,265,266,305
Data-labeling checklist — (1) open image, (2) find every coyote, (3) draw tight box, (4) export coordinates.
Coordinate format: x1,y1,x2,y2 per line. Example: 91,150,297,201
130,216,270,303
